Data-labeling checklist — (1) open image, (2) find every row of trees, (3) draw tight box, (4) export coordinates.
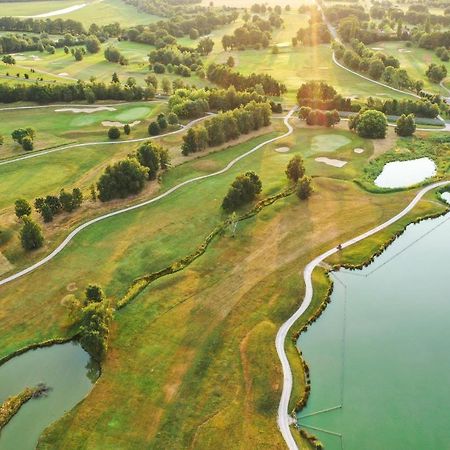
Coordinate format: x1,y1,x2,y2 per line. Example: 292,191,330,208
181,101,271,155
33,188,83,222
168,86,267,119
207,63,287,96
0,79,153,104
299,108,340,127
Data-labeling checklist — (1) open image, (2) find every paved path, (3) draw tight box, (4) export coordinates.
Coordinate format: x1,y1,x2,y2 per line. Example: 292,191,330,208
275,179,450,450
0,107,297,288
0,114,209,167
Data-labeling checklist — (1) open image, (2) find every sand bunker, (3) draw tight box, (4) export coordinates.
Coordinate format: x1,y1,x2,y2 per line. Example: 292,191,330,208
371,47,384,51
354,148,364,154
398,48,412,53
58,72,69,76
277,42,290,47
315,157,347,168
66,282,78,292
102,120,141,127
275,146,290,153
55,106,116,114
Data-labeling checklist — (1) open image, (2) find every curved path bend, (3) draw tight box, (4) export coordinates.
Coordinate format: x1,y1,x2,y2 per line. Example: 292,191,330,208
0,114,209,167
276,179,450,450
0,107,297,288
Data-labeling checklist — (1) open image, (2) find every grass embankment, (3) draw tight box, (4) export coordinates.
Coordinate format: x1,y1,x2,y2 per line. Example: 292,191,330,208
0,386,38,430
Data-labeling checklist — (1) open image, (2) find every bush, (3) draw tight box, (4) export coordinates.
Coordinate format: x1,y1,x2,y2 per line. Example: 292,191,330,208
285,155,305,184
148,121,161,136
108,126,121,140
20,216,44,250
167,112,179,125
123,124,131,135
21,136,33,151
395,113,416,137
15,199,31,218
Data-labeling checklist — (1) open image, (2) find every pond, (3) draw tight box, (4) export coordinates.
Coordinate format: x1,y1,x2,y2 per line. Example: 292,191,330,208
442,191,450,204
297,213,450,449
0,342,98,450
374,157,436,189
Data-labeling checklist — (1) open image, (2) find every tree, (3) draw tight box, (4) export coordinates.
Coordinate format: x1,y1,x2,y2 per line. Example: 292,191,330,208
104,46,121,63
426,63,447,83
20,216,44,250
15,199,31,219
157,114,168,130
111,72,119,83
85,284,105,304
108,126,121,140
0,134,3,146
350,109,388,139
226,56,235,67
395,114,416,137
145,74,158,90
73,48,84,61
59,189,75,212
123,124,131,135
64,46,69,55
136,142,161,179
85,35,101,54
296,176,313,200
97,158,148,201
222,171,262,212
285,155,305,184
167,112,179,125
2,55,16,65
41,204,53,223
21,136,33,151
197,37,214,56
162,77,171,94
72,188,83,208
148,121,160,136
368,59,385,80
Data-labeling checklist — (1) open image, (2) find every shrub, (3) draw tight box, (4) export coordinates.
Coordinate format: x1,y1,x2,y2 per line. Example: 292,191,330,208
20,216,44,250
21,136,33,151
297,176,313,200
395,113,416,137
108,126,121,140
15,199,31,218
349,109,387,139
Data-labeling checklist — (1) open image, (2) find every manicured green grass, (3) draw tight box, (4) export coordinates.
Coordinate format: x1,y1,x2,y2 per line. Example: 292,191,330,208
0,115,447,449
375,41,450,95
0,101,165,158
0,0,160,27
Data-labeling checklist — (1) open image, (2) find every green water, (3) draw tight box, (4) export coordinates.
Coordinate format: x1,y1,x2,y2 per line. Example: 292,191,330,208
0,342,98,450
297,214,450,449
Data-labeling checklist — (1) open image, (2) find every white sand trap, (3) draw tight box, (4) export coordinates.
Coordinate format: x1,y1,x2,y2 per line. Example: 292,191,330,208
315,157,347,168
58,72,69,76
398,48,412,53
354,148,364,154
277,42,290,47
31,4,87,18
30,55,41,60
371,47,384,51
102,120,141,127
441,192,450,204
275,146,290,153
55,106,116,114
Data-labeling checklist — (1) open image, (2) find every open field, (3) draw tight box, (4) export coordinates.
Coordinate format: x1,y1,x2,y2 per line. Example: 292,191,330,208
0,0,160,26
2,110,446,448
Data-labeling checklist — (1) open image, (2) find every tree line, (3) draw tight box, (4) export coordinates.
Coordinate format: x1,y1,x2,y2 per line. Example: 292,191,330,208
207,63,287,96
181,101,271,155
168,86,268,119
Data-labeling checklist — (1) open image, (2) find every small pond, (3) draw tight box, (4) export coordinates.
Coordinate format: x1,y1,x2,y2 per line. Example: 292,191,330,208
442,191,450,204
0,342,98,450
374,157,436,189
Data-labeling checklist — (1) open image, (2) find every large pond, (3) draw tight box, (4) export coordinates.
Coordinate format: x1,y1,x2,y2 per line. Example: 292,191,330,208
297,213,450,449
0,342,98,450
374,157,436,189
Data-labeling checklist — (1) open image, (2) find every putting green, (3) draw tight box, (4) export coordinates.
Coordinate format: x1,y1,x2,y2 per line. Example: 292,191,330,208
311,134,351,153
115,107,153,122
